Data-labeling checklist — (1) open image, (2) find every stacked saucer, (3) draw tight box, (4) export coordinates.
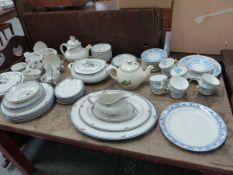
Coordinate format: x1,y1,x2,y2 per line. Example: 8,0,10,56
1,82,54,123
55,79,85,105
71,90,157,140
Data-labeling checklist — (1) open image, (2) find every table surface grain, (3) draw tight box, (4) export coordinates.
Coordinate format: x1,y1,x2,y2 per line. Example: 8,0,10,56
0,65,233,174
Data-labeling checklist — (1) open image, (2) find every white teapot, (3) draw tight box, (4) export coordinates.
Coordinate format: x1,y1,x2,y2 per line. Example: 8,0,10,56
108,60,153,89
60,36,91,62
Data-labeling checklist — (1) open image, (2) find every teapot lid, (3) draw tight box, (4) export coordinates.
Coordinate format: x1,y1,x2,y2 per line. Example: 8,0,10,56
67,36,81,46
120,60,140,72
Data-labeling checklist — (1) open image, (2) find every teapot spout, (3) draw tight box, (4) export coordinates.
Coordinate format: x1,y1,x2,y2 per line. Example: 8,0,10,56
143,65,153,80
84,44,92,57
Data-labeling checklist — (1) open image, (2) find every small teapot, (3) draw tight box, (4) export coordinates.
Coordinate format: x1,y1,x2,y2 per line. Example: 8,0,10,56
108,60,153,89
60,36,91,62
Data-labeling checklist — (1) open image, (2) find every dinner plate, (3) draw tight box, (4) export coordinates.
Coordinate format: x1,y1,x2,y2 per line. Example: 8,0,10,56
55,79,84,99
5,81,40,103
70,90,157,140
177,55,222,79
79,94,151,132
160,102,227,152
1,83,54,121
0,72,23,96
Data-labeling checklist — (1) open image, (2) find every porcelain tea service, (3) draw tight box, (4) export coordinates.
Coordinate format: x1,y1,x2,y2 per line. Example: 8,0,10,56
60,36,91,62
40,64,61,85
197,74,220,95
159,58,176,76
169,76,189,99
24,52,43,63
108,60,153,89
91,43,112,62
11,62,27,72
150,75,168,95
88,91,132,117
23,69,41,81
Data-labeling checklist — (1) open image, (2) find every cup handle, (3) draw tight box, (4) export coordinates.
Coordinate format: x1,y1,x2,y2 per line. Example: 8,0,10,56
87,96,97,105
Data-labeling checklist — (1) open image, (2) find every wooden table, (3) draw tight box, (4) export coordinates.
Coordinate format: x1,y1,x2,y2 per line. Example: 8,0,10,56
0,65,233,175
0,8,17,23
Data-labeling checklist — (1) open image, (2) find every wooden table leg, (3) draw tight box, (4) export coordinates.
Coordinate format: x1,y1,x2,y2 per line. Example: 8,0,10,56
0,129,33,175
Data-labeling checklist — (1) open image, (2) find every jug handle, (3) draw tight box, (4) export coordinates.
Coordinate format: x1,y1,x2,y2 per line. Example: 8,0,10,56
60,44,67,55
87,95,97,105
67,63,73,70
108,65,118,80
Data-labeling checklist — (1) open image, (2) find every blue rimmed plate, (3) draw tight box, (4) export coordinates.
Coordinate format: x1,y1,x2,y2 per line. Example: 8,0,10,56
160,102,227,152
177,55,222,79
141,48,168,63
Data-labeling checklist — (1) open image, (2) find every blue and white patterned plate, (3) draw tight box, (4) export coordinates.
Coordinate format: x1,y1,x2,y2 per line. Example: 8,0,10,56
160,102,227,152
177,55,222,79
141,48,168,63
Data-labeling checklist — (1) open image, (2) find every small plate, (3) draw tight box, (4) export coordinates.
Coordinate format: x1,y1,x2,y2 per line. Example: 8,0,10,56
160,102,227,152
112,54,137,67
55,79,84,99
5,81,40,103
141,48,168,63
11,62,27,72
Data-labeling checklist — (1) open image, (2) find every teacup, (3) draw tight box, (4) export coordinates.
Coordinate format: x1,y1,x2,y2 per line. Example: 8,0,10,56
37,48,58,56
24,52,43,63
169,76,189,99
197,74,220,95
88,91,131,116
159,58,176,76
150,75,168,95
170,66,188,78
26,59,44,71
23,69,41,81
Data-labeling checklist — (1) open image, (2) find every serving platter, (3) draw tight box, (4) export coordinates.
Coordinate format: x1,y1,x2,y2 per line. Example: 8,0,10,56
160,102,227,152
79,94,151,132
177,55,222,79
71,90,157,140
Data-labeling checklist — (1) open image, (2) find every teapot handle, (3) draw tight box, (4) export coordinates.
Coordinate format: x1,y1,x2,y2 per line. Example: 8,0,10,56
108,65,118,80
60,44,67,55
67,63,73,70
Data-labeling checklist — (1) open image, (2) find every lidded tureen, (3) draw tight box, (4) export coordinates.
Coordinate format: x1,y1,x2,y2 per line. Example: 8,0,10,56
108,60,153,89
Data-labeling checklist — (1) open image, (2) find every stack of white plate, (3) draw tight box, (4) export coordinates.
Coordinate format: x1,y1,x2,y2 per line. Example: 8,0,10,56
1,81,54,123
55,79,85,105
70,90,157,140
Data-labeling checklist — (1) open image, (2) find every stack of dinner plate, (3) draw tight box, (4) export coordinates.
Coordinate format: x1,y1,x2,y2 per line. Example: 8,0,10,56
55,79,85,105
70,90,158,141
1,81,54,123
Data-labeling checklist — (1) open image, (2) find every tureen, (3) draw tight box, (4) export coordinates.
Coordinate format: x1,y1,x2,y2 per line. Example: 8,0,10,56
60,36,91,62
108,60,153,89
68,59,108,83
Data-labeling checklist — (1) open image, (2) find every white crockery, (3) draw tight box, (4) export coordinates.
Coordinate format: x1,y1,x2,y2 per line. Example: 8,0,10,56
68,59,108,84
11,62,27,72
112,54,137,67
26,59,43,71
43,54,61,69
160,102,227,152
197,74,220,95
37,48,57,56
24,52,43,63
23,69,41,81
150,75,168,95
108,60,153,89
60,36,91,62
91,43,112,62
159,58,176,76
5,81,40,103
169,76,189,99
87,91,131,116
33,41,48,52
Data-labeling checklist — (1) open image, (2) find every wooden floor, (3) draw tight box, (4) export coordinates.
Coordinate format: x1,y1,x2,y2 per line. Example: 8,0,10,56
0,138,201,175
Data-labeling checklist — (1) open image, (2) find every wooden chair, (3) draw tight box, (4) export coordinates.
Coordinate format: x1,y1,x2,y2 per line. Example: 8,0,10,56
0,23,15,46
0,35,30,72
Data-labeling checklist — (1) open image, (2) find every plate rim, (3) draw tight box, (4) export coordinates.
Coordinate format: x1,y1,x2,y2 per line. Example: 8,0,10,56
159,102,227,152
